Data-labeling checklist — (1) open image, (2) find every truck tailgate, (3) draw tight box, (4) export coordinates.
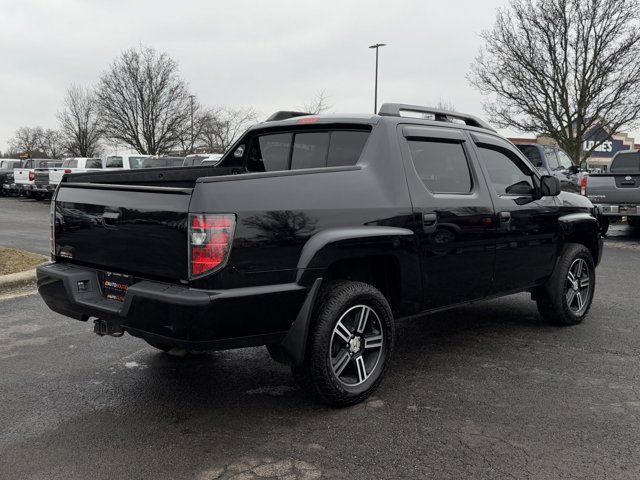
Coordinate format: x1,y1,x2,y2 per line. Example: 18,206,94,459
586,174,640,204
54,183,192,281
13,169,32,185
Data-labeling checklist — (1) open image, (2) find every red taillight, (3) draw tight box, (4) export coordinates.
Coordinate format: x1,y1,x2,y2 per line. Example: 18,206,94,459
29,171,35,181
64,169,72,174
580,176,588,196
189,214,235,278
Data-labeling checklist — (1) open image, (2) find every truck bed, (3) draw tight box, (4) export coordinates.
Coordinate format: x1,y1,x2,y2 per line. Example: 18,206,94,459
64,165,236,188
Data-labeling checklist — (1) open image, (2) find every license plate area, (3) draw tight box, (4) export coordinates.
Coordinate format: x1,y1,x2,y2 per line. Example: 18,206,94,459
100,271,134,302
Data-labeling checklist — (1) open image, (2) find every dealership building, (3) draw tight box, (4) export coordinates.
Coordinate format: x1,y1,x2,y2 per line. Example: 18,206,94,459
509,122,636,172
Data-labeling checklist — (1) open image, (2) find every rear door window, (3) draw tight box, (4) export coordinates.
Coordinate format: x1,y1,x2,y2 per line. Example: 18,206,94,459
407,140,472,194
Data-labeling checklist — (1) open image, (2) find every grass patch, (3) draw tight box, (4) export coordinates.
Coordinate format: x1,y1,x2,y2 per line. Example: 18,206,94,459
0,246,47,276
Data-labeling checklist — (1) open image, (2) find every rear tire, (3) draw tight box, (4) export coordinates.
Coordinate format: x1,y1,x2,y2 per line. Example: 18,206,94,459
292,281,394,407
536,243,595,326
600,216,610,236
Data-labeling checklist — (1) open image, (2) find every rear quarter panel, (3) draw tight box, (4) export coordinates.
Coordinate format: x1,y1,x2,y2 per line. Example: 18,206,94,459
188,125,417,293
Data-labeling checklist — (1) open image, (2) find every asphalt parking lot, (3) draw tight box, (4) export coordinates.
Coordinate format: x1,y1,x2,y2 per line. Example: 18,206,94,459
1,196,640,479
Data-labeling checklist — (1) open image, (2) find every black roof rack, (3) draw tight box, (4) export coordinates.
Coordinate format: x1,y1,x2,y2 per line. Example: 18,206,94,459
265,111,312,122
378,103,496,132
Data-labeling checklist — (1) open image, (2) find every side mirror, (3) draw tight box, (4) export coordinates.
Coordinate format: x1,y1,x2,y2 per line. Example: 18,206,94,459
540,175,561,197
568,165,580,174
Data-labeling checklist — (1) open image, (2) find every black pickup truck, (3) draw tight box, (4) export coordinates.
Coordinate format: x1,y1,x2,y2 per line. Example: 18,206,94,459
38,104,603,406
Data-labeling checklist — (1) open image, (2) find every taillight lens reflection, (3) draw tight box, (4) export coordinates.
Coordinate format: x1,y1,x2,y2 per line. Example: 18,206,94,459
189,214,235,278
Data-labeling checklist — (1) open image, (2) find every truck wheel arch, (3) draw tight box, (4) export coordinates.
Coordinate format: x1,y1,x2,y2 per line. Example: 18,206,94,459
295,227,421,316
557,213,602,266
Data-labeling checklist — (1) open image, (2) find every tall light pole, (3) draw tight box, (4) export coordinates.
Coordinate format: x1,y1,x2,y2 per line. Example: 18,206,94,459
189,94,196,153
369,43,386,114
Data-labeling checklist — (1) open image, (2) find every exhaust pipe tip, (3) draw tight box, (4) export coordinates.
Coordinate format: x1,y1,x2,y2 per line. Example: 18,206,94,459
93,318,125,337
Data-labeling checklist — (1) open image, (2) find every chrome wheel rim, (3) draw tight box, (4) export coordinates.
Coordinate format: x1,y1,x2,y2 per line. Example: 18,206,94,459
329,305,384,387
566,258,591,315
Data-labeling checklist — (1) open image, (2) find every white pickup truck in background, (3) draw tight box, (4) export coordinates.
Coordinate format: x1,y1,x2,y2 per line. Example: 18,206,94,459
48,157,104,188
103,154,151,170
13,159,63,199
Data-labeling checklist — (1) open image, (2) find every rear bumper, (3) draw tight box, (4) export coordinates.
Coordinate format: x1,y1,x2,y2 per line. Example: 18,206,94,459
2,183,20,192
37,262,310,351
32,184,55,193
595,204,640,217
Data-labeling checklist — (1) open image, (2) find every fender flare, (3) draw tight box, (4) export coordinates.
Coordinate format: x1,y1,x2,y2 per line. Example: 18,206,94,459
295,226,414,283
556,212,602,265
282,226,416,366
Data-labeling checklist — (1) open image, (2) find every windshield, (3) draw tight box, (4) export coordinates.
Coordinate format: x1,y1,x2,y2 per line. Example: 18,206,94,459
611,152,640,173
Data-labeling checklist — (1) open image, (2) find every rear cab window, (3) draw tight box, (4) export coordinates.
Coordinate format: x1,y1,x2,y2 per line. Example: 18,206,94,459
105,156,123,168
245,128,370,173
86,159,102,168
62,159,78,168
610,152,640,173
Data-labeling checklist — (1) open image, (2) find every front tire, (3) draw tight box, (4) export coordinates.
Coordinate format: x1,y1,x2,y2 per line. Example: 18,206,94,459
536,243,595,325
292,281,394,407
627,217,640,228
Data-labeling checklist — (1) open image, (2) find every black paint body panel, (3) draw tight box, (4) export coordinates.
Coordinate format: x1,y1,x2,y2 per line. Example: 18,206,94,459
40,114,602,352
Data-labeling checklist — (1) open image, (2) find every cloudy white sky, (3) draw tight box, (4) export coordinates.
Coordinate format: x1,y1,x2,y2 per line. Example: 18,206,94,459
1,0,636,153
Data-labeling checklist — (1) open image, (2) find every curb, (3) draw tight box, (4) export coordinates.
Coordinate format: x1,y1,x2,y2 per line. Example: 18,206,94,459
0,268,38,295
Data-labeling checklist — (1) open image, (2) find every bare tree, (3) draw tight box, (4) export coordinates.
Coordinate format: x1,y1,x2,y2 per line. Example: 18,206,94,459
469,0,640,164
96,45,193,155
8,126,46,157
41,129,65,158
176,101,209,154
300,91,332,114
198,107,258,153
58,84,102,157
435,98,456,112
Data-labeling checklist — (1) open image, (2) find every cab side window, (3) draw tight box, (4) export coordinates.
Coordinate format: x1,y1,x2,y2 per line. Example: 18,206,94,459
544,147,560,170
556,150,574,170
407,139,472,194
477,145,535,196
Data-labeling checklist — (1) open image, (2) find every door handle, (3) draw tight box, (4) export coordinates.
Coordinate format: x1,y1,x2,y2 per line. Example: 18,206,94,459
423,213,438,233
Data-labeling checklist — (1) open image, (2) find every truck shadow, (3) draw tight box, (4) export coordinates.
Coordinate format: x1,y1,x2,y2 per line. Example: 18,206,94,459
128,293,547,412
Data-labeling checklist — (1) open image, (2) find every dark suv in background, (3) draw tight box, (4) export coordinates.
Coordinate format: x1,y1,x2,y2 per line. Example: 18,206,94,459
516,144,582,193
